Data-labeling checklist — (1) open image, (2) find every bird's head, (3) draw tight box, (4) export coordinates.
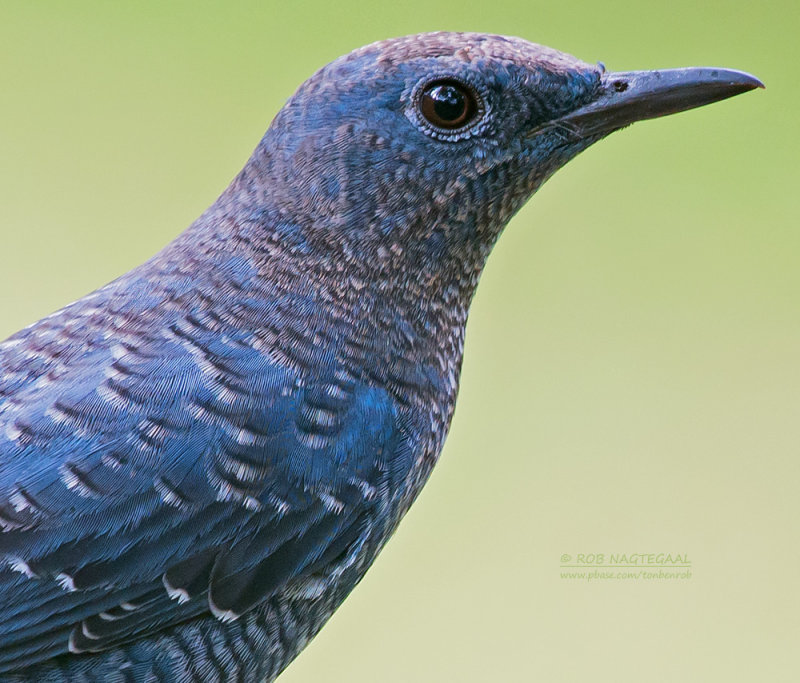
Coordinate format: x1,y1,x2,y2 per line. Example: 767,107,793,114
232,32,760,298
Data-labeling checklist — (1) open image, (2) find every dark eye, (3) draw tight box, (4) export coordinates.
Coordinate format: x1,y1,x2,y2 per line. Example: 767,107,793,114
420,80,478,130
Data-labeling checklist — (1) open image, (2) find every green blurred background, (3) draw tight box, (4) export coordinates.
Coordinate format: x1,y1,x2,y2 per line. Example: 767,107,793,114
1,1,797,681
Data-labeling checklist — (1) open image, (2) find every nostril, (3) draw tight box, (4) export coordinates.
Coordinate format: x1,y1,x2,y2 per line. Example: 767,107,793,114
612,80,629,93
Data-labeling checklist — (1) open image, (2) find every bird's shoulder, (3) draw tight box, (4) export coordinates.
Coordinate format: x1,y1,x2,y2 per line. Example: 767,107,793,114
0,283,417,671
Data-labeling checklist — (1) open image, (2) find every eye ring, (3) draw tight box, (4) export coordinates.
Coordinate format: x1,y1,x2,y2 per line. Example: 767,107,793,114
420,80,478,130
411,77,487,141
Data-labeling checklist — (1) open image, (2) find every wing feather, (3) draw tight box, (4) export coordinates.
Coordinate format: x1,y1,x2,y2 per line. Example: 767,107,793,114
0,314,404,672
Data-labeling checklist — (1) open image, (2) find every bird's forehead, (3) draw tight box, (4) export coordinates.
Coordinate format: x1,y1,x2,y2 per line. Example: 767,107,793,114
352,32,590,75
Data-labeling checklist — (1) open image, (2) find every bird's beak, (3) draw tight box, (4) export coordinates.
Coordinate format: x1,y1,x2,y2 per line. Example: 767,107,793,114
552,67,764,138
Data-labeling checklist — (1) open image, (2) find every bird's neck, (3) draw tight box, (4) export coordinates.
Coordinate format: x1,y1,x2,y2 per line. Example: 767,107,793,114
154,198,478,412
149,134,519,414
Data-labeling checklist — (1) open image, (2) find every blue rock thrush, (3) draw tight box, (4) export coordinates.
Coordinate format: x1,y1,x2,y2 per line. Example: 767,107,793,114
0,33,760,681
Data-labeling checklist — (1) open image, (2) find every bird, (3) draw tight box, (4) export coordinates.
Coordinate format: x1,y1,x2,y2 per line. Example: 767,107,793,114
0,32,760,682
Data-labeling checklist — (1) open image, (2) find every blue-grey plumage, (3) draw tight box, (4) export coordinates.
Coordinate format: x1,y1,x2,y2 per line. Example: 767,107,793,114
0,32,760,681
